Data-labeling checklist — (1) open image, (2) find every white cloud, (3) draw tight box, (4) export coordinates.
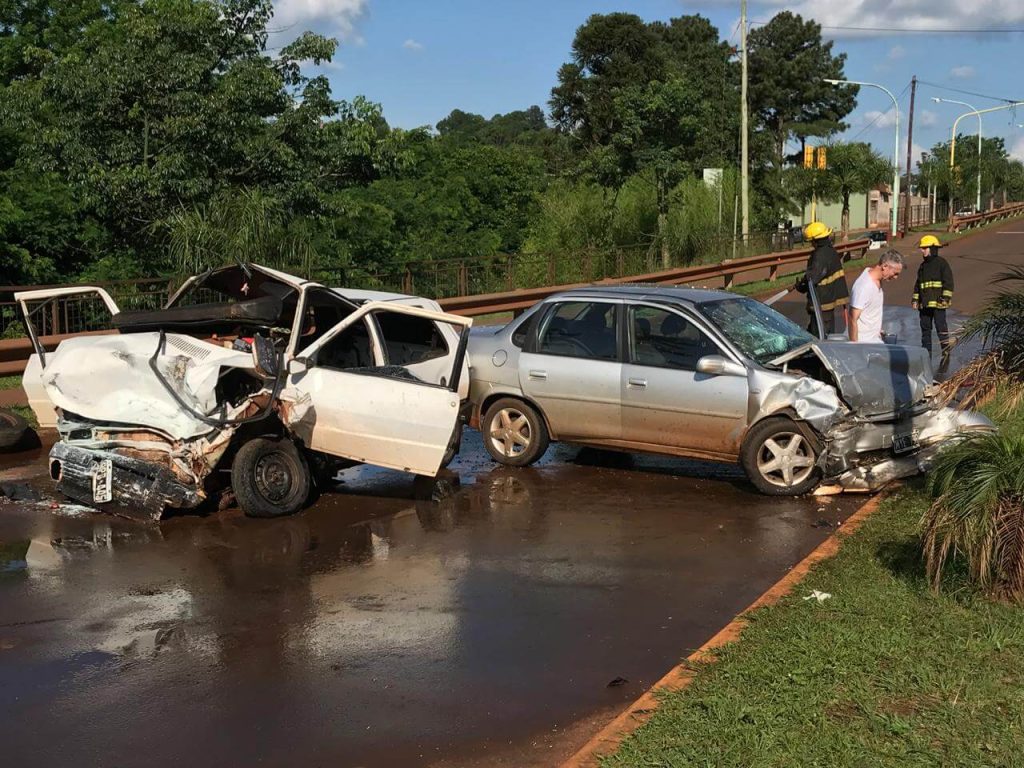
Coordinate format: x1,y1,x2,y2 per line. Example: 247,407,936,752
1011,136,1024,163
863,108,898,129
917,110,938,128
709,0,1024,37
886,45,905,61
950,65,976,79
272,0,368,43
403,39,424,52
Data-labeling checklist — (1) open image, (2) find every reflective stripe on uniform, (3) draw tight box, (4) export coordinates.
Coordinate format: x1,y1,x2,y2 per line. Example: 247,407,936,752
819,269,846,286
919,280,944,289
820,296,850,311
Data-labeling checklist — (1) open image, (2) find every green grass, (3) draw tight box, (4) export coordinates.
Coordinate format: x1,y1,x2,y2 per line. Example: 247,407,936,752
603,403,1024,768
0,375,22,391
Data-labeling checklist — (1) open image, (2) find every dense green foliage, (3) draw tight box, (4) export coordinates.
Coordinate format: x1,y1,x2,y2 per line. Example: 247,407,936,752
917,136,1024,213
1,1,868,286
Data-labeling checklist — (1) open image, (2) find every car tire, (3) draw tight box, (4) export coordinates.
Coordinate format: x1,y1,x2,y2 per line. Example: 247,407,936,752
0,408,29,452
231,437,312,518
741,417,821,496
482,398,549,467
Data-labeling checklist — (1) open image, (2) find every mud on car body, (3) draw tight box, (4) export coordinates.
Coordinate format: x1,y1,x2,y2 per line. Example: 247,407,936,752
466,285,993,495
18,264,472,520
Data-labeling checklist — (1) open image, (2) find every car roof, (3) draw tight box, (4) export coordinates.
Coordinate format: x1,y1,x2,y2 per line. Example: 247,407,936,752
543,284,740,306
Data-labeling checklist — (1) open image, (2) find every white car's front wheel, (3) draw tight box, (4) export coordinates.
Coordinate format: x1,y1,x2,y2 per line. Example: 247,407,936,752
741,417,821,496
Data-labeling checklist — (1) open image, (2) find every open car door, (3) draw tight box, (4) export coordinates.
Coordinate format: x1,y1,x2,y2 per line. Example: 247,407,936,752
283,300,472,477
15,287,120,429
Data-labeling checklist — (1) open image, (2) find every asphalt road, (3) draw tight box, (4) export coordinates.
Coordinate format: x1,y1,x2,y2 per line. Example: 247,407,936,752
0,219,1020,767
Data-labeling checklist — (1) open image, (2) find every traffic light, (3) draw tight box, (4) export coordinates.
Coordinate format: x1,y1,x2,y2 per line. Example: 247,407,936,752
817,146,827,170
803,144,814,169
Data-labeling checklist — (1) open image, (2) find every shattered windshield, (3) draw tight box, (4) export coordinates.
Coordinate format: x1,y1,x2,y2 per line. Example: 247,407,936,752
698,297,815,365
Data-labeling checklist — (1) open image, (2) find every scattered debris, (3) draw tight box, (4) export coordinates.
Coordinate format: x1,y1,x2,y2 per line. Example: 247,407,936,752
0,482,42,502
803,590,832,603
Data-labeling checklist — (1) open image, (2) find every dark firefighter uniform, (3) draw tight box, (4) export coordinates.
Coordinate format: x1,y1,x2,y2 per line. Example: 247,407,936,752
912,237,954,357
798,230,849,337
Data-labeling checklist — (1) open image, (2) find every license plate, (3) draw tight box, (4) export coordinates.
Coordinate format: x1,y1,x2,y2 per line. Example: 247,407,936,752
92,459,113,503
892,432,918,454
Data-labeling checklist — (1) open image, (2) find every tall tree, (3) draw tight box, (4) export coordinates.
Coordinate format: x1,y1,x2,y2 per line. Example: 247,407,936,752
748,13,857,203
549,12,736,264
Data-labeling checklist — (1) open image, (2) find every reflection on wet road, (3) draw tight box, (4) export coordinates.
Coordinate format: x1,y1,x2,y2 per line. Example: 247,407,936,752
0,431,866,767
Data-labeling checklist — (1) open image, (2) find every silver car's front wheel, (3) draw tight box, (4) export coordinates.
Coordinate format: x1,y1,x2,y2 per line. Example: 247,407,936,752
481,398,549,467
741,417,822,496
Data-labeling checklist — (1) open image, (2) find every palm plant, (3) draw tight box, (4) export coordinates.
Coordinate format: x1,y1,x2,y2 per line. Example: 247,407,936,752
160,188,321,276
941,267,1024,412
922,432,1024,598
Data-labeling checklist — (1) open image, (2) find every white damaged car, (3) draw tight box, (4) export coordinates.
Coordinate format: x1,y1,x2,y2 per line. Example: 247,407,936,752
18,264,471,519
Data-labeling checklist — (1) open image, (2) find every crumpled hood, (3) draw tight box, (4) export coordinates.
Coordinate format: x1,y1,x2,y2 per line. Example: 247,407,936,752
771,340,933,418
41,333,255,440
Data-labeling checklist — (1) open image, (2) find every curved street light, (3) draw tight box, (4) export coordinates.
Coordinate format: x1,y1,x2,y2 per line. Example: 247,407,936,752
824,78,900,237
933,97,982,213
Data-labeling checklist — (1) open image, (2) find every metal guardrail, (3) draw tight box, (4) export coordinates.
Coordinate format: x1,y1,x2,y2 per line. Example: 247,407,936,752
0,236,875,377
438,239,870,316
949,202,1024,232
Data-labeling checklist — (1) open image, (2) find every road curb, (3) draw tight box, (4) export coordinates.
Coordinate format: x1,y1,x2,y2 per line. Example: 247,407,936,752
560,491,888,768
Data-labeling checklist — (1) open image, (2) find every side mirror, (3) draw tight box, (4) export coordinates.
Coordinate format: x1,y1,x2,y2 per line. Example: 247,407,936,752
696,355,746,378
287,357,310,376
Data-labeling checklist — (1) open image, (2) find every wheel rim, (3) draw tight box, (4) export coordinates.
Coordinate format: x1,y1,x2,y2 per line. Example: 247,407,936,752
489,407,532,459
756,432,815,488
254,451,296,503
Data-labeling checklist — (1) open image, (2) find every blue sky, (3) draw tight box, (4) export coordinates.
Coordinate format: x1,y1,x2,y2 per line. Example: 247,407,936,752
276,0,1024,171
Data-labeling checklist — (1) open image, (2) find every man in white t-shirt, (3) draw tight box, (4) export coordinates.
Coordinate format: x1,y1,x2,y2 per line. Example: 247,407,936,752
849,250,905,343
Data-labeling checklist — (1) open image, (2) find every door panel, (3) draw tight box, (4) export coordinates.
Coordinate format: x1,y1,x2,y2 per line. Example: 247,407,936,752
519,301,622,441
289,367,460,476
620,306,748,454
286,301,471,476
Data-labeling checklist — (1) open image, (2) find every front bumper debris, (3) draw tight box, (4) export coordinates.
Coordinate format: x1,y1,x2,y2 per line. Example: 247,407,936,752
49,442,202,521
827,406,996,491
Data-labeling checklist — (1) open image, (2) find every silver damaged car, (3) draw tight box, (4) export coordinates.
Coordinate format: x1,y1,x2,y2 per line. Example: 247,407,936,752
467,286,994,495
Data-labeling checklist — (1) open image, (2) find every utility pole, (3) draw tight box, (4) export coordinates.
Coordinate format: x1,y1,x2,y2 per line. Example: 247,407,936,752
902,76,916,234
740,0,749,243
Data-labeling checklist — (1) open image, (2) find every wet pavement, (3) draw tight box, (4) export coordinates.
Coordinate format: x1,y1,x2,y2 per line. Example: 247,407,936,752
0,429,867,767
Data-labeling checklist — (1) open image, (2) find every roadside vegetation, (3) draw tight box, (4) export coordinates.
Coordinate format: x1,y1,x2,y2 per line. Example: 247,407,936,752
603,394,1024,767
4,1,1023,303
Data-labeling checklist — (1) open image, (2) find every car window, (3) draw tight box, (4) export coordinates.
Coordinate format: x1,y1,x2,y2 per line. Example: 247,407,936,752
298,288,358,351
698,297,814,364
312,318,374,371
373,311,448,366
538,301,618,361
630,306,722,370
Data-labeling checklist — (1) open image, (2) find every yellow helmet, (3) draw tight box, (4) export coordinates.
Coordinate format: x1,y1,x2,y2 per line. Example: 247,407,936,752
804,221,833,241
918,234,942,248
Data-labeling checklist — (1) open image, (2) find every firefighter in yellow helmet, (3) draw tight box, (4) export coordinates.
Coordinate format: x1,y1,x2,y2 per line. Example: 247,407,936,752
912,234,954,360
796,221,849,337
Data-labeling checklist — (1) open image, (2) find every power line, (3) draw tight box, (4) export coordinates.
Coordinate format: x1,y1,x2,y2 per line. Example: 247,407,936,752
917,80,1024,105
750,21,1024,34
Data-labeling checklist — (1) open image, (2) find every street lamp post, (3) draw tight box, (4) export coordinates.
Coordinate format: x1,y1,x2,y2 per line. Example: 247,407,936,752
933,97,981,213
944,103,1024,222
825,78,900,238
